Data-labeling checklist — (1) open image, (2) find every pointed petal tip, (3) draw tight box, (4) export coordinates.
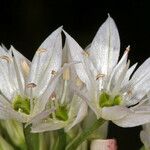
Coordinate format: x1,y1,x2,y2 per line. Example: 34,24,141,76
106,13,114,22
55,26,63,32
107,13,111,18
62,29,69,36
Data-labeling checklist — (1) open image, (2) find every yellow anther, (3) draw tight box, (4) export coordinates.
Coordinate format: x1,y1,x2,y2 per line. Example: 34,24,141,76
26,83,37,88
0,55,12,63
21,60,30,77
63,68,70,80
82,51,90,57
37,48,47,53
96,73,105,80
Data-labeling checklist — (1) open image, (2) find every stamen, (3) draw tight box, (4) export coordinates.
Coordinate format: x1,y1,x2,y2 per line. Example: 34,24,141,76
82,51,90,57
21,60,30,77
26,83,36,112
37,48,47,54
51,70,57,76
63,68,70,80
96,73,105,80
26,83,37,88
50,92,56,101
60,80,68,104
0,55,12,63
127,90,132,96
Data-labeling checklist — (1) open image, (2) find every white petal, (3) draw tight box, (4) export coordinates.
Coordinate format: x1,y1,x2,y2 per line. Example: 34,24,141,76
132,57,150,81
121,63,137,86
0,52,18,100
106,50,128,91
63,30,91,90
35,32,62,97
102,106,129,121
31,119,67,133
113,109,150,127
10,46,30,93
112,60,130,93
71,83,101,118
65,97,88,131
33,63,75,113
88,15,120,75
26,107,55,127
27,27,62,90
122,58,150,105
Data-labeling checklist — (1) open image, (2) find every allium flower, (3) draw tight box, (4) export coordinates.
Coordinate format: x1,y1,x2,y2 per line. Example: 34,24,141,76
31,34,88,132
140,123,150,150
0,27,63,124
63,15,150,127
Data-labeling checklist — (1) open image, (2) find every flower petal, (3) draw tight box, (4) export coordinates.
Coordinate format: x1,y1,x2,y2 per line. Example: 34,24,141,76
27,27,62,97
63,30,91,90
31,119,67,133
65,97,88,131
10,46,30,93
88,15,120,75
113,108,150,127
102,106,129,121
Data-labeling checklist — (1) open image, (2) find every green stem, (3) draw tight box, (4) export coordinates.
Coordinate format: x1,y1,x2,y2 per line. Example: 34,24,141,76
23,125,39,150
66,118,105,150
54,129,66,150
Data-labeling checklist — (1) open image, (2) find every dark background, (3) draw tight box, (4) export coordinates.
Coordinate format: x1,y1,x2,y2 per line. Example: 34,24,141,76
0,0,150,149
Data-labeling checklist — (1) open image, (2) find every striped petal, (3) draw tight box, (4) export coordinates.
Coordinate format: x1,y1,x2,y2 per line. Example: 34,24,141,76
88,15,120,75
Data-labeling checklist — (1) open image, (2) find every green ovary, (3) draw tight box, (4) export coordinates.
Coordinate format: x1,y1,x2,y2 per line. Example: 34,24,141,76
99,92,122,108
13,95,30,115
55,105,68,121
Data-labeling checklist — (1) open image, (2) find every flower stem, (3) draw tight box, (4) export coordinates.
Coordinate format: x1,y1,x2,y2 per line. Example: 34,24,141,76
54,129,66,150
23,125,39,150
66,118,105,150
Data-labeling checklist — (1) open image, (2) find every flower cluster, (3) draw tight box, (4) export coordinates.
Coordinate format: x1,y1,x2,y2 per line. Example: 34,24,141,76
0,15,150,150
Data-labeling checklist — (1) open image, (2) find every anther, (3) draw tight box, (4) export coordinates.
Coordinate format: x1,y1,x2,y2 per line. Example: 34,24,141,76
26,83,37,88
127,90,132,96
37,48,47,53
63,68,70,80
82,51,90,57
21,60,30,77
50,92,56,101
0,55,12,63
96,73,105,80
51,70,57,76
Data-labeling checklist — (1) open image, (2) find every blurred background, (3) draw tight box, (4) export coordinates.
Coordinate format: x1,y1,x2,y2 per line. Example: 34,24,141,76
0,0,150,149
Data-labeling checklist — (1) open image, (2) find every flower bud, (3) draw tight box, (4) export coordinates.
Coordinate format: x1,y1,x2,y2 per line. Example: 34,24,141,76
90,139,117,150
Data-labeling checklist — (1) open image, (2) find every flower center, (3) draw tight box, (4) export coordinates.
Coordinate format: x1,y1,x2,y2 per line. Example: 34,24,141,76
12,95,30,115
55,105,68,121
99,92,122,108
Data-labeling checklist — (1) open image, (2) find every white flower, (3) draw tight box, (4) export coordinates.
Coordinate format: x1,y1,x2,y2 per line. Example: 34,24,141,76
63,15,150,127
0,27,63,123
31,34,88,132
